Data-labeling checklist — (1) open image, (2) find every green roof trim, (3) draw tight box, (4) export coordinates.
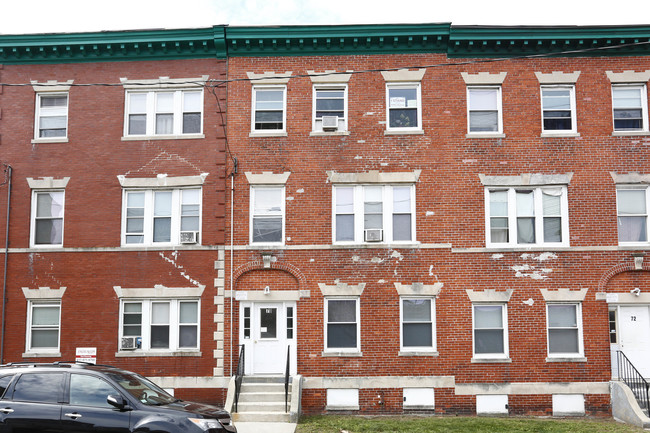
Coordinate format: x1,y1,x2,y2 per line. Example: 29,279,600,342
0,26,227,64
1,24,650,64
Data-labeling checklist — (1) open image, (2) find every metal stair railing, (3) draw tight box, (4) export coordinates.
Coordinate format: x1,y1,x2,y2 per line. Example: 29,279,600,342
284,345,290,413
234,345,245,413
617,350,650,413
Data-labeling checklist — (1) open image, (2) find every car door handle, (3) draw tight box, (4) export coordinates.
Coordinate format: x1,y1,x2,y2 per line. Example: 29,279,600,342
0,408,13,414
64,412,82,420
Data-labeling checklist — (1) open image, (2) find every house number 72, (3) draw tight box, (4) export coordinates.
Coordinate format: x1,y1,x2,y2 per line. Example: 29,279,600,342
631,316,637,321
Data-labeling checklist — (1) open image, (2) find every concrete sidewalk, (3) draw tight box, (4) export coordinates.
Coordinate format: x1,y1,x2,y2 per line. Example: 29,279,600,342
234,422,297,433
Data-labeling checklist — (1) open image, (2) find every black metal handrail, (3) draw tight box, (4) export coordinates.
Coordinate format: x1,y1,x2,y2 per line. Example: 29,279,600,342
284,345,290,413
234,345,245,412
617,350,650,412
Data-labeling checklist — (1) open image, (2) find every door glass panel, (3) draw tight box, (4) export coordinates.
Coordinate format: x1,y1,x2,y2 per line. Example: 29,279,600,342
260,308,277,339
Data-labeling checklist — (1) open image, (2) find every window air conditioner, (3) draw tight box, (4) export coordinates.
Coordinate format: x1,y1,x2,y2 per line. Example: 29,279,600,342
180,231,199,244
321,116,339,131
120,336,137,350
364,228,383,242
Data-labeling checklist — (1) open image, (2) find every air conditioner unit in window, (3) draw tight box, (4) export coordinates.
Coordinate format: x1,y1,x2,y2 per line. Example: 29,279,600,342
120,336,137,350
180,231,199,244
364,228,383,242
321,116,339,131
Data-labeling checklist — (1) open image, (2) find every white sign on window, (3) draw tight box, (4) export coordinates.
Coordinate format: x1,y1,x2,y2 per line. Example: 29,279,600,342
390,97,406,108
76,347,97,364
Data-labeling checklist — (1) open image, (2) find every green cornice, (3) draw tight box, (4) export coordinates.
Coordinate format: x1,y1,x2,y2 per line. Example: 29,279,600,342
2,24,650,64
0,26,227,64
224,24,451,56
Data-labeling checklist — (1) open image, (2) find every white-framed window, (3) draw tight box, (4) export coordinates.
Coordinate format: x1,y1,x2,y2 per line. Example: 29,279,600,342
119,299,199,352
547,303,583,358
400,298,435,352
617,186,649,244
313,85,347,132
333,184,415,244
386,83,421,131
541,85,577,134
252,85,286,132
612,84,649,132
485,186,569,248
124,89,203,137
467,86,502,134
122,188,201,246
325,298,359,352
26,301,61,353
473,304,508,359
35,93,68,139
30,190,65,247
250,186,285,244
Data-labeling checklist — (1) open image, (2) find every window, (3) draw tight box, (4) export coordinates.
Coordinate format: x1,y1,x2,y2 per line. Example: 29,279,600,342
313,85,347,132
387,84,421,131
250,186,284,244
486,186,569,247
473,304,508,359
334,185,415,244
617,187,649,244
401,298,435,351
325,298,359,352
12,373,64,404
35,93,68,139
122,188,201,246
119,299,199,352
31,190,64,247
612,85,648,132
467,87,502,134
70,374,118,408
252,86,286,132
541,85,577,133
27,301,61,353
124,90,203,137
547,303,583,357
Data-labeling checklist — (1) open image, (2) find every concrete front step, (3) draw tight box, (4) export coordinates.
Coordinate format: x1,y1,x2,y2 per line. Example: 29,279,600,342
240,392,287,403
233,411,292,423
237,401,288,412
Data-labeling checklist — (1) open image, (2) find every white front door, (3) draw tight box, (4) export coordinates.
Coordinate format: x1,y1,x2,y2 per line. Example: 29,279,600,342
619,305,650,378
240,301,296,375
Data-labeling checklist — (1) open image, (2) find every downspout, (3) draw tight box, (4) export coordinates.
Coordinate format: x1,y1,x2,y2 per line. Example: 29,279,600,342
229,158,237,375
1,165,13,365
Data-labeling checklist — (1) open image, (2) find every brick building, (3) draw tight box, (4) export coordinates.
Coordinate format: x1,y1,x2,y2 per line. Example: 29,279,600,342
0,27,230,403
224,24,650,417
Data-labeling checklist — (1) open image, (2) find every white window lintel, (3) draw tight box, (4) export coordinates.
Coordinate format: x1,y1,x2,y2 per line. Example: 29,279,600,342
31,80,74,92
467,289,513,303
113,285,205,299
535,71,581,84
117,173,208,188
479,172,572,186
318,283,365,297
381,69,426,82
247,71,292,84
606,70,650,83
119,76,208,89
308,70,352,83
461,72,507,85
540,288,588,302
395,282,443,297
245,172,291,185
27,177,70,189
327,170,421,184
22,287,67,300
610,171,650,184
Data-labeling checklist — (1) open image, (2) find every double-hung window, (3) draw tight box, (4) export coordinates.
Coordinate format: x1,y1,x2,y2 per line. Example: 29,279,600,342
35,93,68,139
617,186,649,244
486,186,569,247
124,89,203,137
467,87,502,134
334,184,415,244
386,84,421,131
313,85,347,132
401,298,435,352
547,303,583,358
612,85,648,132
31,190,65,247
119,299,199,352
122,188,201,246
250,186,285,244
252,86,286,132
541,85,577,134
27,301,61,353
473,304,508,359
325,298,359,352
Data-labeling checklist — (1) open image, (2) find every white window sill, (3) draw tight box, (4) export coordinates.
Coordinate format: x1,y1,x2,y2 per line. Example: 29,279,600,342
541,132,580,138
618,242,650,248
23,351,61,358
30,244,64,249
322,351,362,357
121,244,203,248
384,129,424,136
485,243,569,250
249,131,288,138
612,131,650,137
310,131,350,136
31,138,68,144
471,357,512,363
332,241,420,248
115,350,202,357
399,350,439,357
326,405,359,411
121,134,205,141
546,356,586,362
466,133,506,139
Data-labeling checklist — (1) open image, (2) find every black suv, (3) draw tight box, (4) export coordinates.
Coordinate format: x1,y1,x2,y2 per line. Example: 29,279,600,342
0,362,236,432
